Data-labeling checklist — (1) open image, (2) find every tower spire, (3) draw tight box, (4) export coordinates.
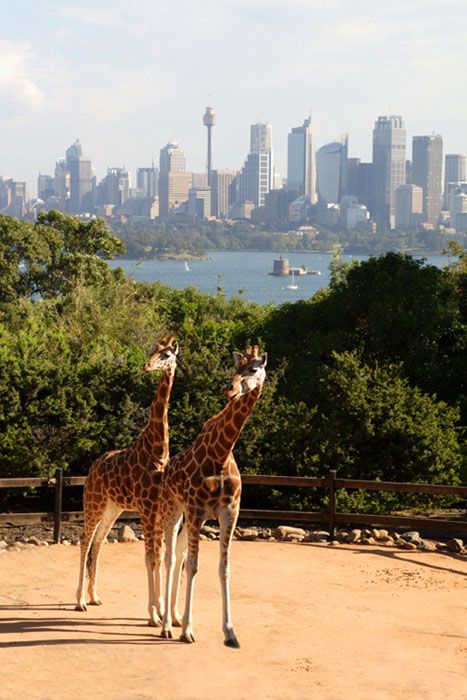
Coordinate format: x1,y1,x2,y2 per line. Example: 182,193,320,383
203,106,216,185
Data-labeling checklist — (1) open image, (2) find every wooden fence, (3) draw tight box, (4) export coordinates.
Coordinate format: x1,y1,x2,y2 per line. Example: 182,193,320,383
1,469,466,543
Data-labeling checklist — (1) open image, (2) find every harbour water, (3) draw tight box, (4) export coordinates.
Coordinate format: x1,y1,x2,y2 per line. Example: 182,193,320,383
109,251,448,307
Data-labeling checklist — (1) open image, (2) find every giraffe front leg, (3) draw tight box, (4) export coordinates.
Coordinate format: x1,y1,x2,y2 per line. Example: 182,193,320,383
87,502,121,606
75,513,102,612
218,505,240,648
180,516,203,644
141,515,162,627
160,510,183,640
171,519,188,627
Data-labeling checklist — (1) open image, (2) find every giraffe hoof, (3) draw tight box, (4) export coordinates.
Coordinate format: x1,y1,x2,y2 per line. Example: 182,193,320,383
75,603,87,612
180,632,196,644
224,637,240,649
161,629,173,639
148,618,161,627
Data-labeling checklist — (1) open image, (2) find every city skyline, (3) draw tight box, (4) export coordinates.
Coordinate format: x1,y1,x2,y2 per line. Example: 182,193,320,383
1,0,467,193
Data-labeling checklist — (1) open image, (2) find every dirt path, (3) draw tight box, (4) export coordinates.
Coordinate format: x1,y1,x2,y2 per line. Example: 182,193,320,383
0,540,465,700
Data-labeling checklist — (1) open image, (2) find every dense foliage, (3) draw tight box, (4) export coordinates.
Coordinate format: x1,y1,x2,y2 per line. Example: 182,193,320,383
0,213,465,514
113,219,467,258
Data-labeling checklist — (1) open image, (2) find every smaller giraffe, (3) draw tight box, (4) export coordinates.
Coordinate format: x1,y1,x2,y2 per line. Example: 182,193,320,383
154,345,267,648
75,336,181,626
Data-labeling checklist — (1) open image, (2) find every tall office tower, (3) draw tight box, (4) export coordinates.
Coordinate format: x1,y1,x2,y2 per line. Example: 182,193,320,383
249,122,274,191
316,135,348,204
37,174,55,200
236,151,271,207
444,154,467,208
65,139,82,166
159,142,186,173
97,167,130,206
137,166,159,197
203,106,216,185
371,115,406,229
188,186,211,220
210,169,236,218
286,116,317,203
69,155,94,214
412,134,443,227
158,172,193,217
395,184,423,230
448,183,467,231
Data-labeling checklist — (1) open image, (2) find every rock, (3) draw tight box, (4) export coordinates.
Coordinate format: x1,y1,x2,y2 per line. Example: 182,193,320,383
107,536,118,543
360,536,376,545
199,534,208,540
257,528,272,539
377,529,389,539
201,525,219,536
435,542,448,551
237,528,258,541
27,536,42,546
39,540,49,547
391,532,401,541
362,529,372,538
403,541,418,551
206,532,218,540
283,533,304,542
446,538,464,553
117,525,138,543
61,539,71,546
401,531,420,543
370,528,380,539
275,525,306,540
313,530,330,542
0,540,7,550
328,540,339,546
379,535,395,545
420,540,437,552
6,544,23,551
138,534,145,541
345,529,361,544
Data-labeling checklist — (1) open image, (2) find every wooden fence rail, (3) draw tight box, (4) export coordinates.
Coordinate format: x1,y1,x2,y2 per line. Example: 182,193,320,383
1,469,466,543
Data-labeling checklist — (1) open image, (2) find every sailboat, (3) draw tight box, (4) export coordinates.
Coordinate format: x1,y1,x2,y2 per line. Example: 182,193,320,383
184,261,190,272
286,270,298,290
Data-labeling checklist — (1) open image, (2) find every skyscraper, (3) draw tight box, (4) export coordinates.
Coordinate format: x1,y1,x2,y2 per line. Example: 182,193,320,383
371,115,406,229
395,184,423,230
236,151,271,207
250,122,274,191
67,140,94,214
444,154,467,208
316,135,348,204
210,169,236,218
159,142,186,173
286,117,317,203
137,166,159,197
97,167,130,206
412,134,443,227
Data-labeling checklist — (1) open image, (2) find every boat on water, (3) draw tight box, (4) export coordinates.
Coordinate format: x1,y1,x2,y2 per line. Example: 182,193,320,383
286,271,298,290
184,261,190,271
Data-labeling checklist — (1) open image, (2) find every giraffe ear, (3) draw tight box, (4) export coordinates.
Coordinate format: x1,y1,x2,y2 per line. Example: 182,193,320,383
260,352,268,367
171,340,179,356
232,351,243,369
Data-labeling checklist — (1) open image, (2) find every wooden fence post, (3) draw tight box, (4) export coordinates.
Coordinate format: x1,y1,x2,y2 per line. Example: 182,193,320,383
53,468,63,544
328,469,337,537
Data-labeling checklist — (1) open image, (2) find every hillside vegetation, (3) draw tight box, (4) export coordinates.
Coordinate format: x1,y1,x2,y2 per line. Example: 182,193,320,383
0,212,465,512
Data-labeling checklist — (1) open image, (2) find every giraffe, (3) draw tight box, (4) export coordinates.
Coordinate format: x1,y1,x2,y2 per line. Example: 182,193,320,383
154,344,267,648
75,336,181,627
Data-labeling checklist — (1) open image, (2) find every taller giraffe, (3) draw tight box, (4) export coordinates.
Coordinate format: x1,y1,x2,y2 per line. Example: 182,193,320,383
154,345,267,648
75,336,180,626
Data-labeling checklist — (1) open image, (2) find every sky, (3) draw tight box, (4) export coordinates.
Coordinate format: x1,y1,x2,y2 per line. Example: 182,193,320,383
1,0,467,195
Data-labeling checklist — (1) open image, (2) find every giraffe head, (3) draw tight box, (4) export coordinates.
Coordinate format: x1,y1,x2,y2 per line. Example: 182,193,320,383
224,345,267,399
143,336,179,373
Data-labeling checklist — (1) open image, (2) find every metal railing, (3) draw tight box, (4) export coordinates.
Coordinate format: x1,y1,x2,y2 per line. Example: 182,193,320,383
1,469,466,543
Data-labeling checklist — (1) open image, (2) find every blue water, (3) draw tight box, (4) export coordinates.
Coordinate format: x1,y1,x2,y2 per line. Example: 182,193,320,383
108,252,448,307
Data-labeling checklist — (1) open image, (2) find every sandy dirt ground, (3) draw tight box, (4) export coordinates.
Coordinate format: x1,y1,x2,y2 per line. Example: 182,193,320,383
0,540,466,700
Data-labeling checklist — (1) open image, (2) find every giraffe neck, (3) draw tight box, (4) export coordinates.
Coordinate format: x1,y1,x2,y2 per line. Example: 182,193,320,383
195,384,262,463
140,366,175,465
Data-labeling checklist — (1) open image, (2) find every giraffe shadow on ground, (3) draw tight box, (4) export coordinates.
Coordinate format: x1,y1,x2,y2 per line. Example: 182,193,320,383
302,542,467,577
0,613,180,649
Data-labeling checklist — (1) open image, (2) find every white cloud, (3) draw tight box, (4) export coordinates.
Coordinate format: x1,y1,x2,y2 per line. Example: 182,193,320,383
0,40,45,120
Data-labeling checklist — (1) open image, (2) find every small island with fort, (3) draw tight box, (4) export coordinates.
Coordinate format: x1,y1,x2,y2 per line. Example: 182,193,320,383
269,255,321,276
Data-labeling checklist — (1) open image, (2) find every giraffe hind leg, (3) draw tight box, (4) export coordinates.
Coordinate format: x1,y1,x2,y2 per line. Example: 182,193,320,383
87,501,122,606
